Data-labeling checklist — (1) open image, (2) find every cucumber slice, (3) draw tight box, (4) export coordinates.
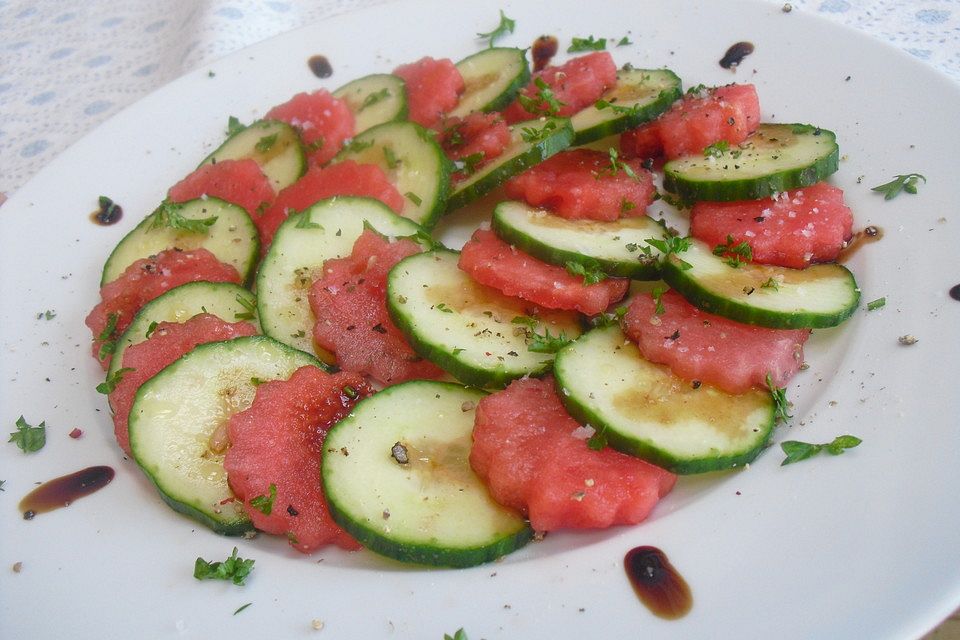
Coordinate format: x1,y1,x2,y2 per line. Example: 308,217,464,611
257,197,421,359
107,281,257,381
491,200,665,279
446,117,574,213
332,74,408,134
129,336,323,534
334,121,450,228
662,238,859,329
100,197,259,287
554,326,775,474
449,47,530,117
200,119,306,192
662,123,840,202
570,68,682,146
387,249,582,388
322,380,533,567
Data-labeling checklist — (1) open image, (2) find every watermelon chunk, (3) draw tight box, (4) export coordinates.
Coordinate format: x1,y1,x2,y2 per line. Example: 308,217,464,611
85,249,242,369
257,161,406,251
167,158,275,219
108,314,257,455
502,52,617,124
458,229,628,316
470,376,676,531
619,122,664,160
621,289,809,394
439,112,511,180
392,57,465,129
623,84,760,159
690,183,854,269
504,149,656,221
224,365,370,553
265,90,355,165
309,230,445,385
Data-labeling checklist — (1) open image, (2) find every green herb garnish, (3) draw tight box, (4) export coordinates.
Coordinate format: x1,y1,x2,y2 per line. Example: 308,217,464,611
149,202,218,234
234,294,257,321
652,285,667,315
249,483,277,515
617,36,633,46
600,147,639,181
594,99,641,117
254,133,278,153
145,320,159,338
590,305,628,328
568,35,607,52
780,435,862,466
233,603,253,615
871,173,926,200
456,152,485,176
405,191,422,206
359,88,390,112
760,277,780,291
866,297,886,311
712,234,753,268
703,140,730,158
586,424,608,450
476,10,515,48
565,259,608,285
9,416,46,453
444,629,469,640
527,329,572,354
294,211,321,229
383,145,400,169
520,119,559,143
435,302,454,314
518,77,566,117
193,547,255,586
645,233,693,271
344,138,375,154
96,367,135,394
766,373,792,424
226,116,245,136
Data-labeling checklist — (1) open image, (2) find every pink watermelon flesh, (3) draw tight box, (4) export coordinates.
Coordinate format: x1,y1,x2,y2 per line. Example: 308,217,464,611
439,113,511,180
470,376,677,531
620,122,664,160
392,57,465,129
504,149,656,221
257,161,406,252
309,230,446,385
265,90,355,165
621,290,809,394
690,183,854,269
109,314,257,455
224,365,370,553
502,51,617,124
86,248,242,369
458,229,628,316
167,158,275,219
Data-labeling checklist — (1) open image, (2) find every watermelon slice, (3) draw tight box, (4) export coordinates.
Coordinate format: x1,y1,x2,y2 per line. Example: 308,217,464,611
224,365,369,553
621,289,809,394
502,52,617,124
392,56,465,129
470,376,676,531
439,112,511,180
458,228,629,316
266,90,355,165
167,158,274,219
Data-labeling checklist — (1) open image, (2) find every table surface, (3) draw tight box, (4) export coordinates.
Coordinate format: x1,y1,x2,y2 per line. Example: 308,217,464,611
0,1,958,637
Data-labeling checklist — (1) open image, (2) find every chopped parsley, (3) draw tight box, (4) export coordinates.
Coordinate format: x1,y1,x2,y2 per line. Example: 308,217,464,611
193,547,255,586
651,285,667,315
511,315,539,330
452,347,465,355
455,152,485,176
621,200,637,213
444,629,469,640
712,234,753,268
0,480,4,491
766,373,792,424
36,309,56,320
383,145,401,169
410,228,440,251
594,99,642,117
617,36,633,46
145,320,159,338
568,35,607,52
527,329,572,354
760,277,780,291
780,435,862,466
405,191,422,206
476,10,515,48
565,259,608,285
600,147,639,181
97,312,121,361
9,416,46,453
343,385,358,398
254,133,279,153
234,294,257,321
148,202,218,234
96,367,135,394
249,483,277,516
435,302,454,314
295,211,322,229
343,138,375,154
590,305,628,328
645,233,693,270
866,297,886,311
586,424,608,450
703,140,730,158
520,119,560,143
233,603,253,615
871,173,926,200
226,115,245,136
518,77,566,117
359,88,391,112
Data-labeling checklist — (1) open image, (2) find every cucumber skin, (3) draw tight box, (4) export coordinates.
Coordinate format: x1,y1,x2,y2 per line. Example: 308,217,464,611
661,253,861,329
490,207,662,280
445,118,574,214
199,119,307,190
454,47,531,114
385,250,555,389
571,69,682,146
662,128,840,202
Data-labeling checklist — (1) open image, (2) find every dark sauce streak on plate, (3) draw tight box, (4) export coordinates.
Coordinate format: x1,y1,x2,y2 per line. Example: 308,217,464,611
624,546,692,619
308,55,333,79
719,41,754,69
532,35,559,72
19,466,114,519
949,284,960,301
90,196,123,226
839,225,883,263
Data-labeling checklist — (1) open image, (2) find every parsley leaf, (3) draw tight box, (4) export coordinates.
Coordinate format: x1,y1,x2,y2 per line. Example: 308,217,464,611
617,36,633,46
254,133,279,153
404,191,422,206
476,10,515,48
568,35,607,52
149,202,218,234
586,424,608,450
651,285,667,315
36,309,56,320
712,234,753,268
871,173,926,200
454,152,485,177
294,211,321,229
760,277,780,291
194,547,255,586
866,297,886,311
97,312,121,361
383,145,401,169
598,147,640,181
233,603,253,615
226,116,246,136
565,259,608,285
234,294,257,321
249,483,277,515
9,416,46,453
780,435,862,466
645,233,693,271
444,629,469,640
359,88,390,112
343,138,375,154
520,119,559,143
96,367,135,394
766,373,792,424
527,329,572,354
409,228,440,251
517,77,566,117
435,302,454,314
594,99,642,117
703,140,729,158
590,305,628,328
145,320,159,338
511,315,539,330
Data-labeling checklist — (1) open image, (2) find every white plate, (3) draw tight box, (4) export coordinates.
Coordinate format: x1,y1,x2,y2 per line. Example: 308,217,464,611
2,1,959,638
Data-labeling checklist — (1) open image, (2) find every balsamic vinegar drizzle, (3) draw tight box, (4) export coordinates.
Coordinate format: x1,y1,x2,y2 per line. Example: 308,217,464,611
19,466,115,519
624,546,693,619
839,225,883,262
719,41,754,69
531,35,559,72
90,196,123,226
949,284,960,301
308,54,333,79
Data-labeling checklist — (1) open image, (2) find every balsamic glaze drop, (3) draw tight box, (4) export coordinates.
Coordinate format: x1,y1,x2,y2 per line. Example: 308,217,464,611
308,55,333,79
19,466,114,518
90,196,123,226
949,284,960,301
624,546,692,619
531,35,558,72
719,41,754,69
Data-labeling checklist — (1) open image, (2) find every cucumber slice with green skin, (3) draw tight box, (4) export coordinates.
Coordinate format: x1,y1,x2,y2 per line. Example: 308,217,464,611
322,380,533,567
446,116,574,213
554,326,775,474
570,68,682,146
449,47,531,117
662,123,840,202
200,119,307,192
107,281,257,381
491,200,665,279
333,120,451,228
332,74,408,134
128,336,324,535
662,238,860,329
387,249,582,388
257,197,421,359
100,197,260,287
